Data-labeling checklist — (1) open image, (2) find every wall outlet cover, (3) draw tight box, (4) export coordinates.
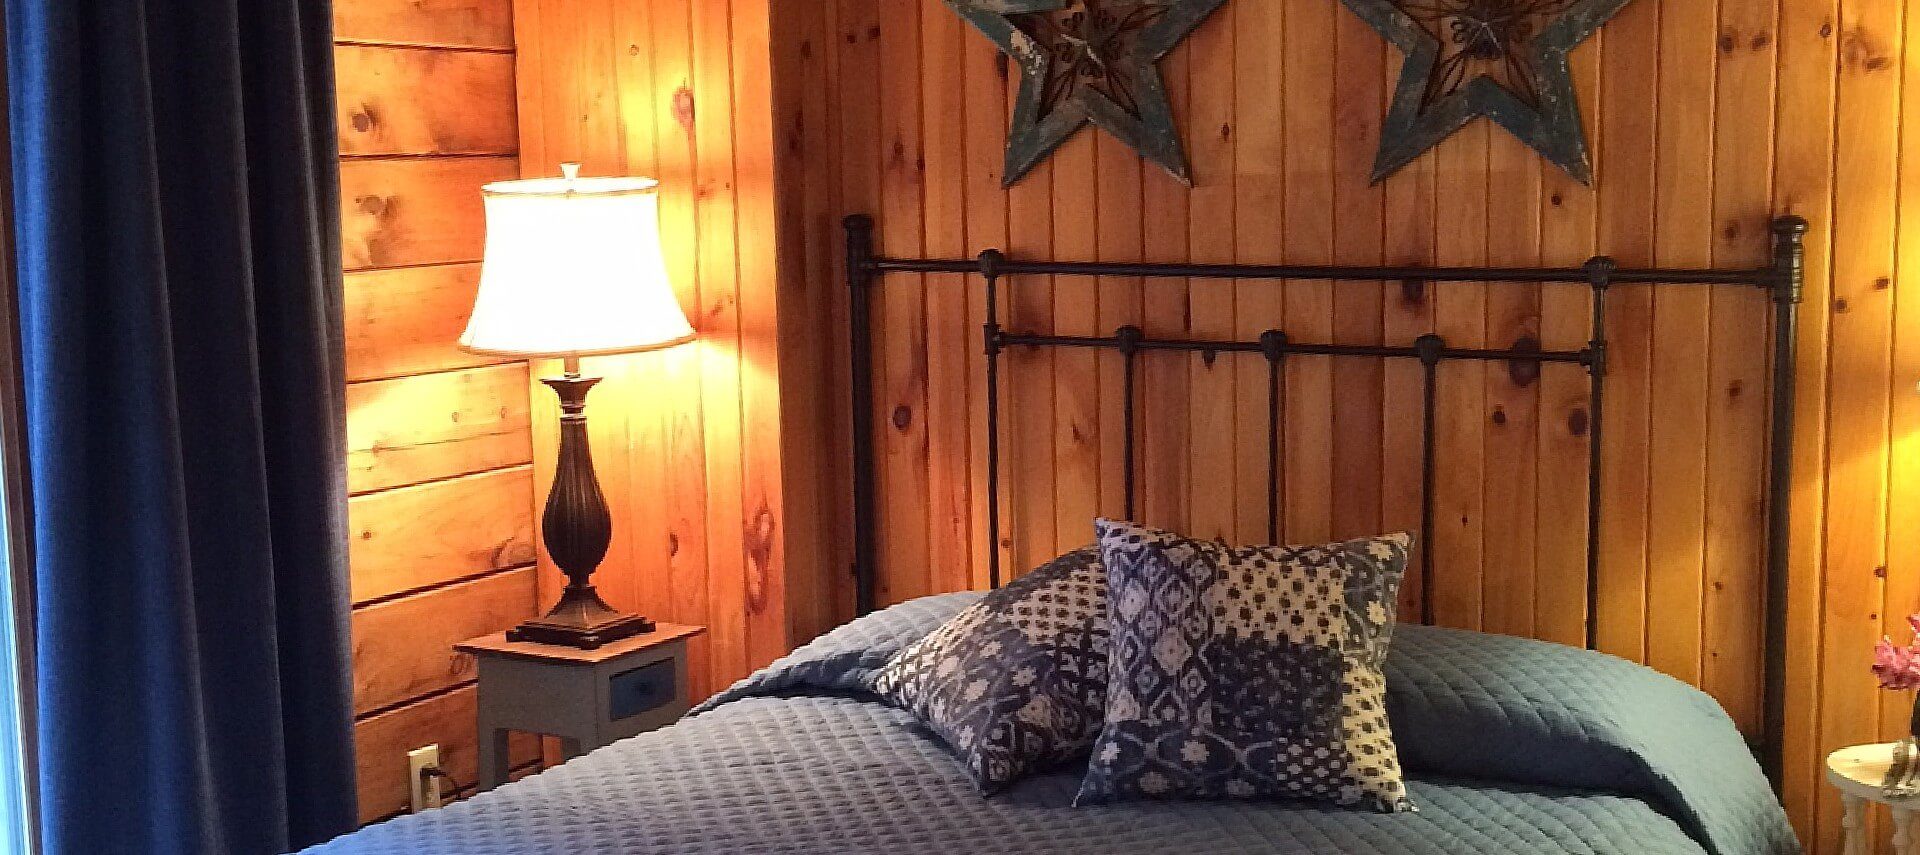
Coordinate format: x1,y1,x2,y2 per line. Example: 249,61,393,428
406,744,443,813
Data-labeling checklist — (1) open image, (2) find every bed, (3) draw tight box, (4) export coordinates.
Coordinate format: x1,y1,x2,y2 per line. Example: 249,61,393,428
308,217,1811,854
307,592,1798,855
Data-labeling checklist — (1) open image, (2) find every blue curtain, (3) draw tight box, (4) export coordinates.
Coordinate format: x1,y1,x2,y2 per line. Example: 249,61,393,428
7,0,357,852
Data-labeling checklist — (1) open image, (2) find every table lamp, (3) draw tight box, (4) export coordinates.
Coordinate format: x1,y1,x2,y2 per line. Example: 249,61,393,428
459,163,695,649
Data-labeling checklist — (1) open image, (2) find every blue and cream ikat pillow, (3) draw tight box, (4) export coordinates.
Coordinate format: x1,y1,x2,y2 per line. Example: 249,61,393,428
870,547,1109,792
1076,519,1413,812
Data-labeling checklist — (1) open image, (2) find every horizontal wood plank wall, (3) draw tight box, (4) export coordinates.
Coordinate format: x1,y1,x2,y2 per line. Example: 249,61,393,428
785,1,1912,853
510,0,812,708
335,0,534,825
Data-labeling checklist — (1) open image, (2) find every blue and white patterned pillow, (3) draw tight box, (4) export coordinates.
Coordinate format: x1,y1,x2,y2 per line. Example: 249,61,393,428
870,548,1108,791
1076,519,1413,811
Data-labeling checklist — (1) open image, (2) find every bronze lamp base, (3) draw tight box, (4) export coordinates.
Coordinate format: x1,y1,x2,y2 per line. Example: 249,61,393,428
506,582,655,649
511,365,653,650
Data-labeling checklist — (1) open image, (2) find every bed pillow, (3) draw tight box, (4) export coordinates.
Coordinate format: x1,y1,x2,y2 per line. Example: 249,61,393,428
1076,519,1412,811
870,547,1108,792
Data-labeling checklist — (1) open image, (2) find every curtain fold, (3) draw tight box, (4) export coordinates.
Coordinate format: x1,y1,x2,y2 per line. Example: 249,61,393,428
6,0,357,852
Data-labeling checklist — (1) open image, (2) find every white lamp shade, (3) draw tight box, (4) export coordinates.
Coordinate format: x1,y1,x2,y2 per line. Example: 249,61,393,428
459,172,695,358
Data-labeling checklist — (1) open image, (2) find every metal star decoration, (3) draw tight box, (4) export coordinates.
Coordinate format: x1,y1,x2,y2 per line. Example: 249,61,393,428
948,0,1227,188
1339,0,1634,184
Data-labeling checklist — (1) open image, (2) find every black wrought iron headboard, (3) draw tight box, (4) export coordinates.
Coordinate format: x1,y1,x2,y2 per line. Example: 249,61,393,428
843,213,1808,784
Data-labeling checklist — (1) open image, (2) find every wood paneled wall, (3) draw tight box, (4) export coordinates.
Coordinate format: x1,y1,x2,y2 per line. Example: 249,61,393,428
773,1,1913,853
463,1,1919,852
334,0,542,824
509,0,832,709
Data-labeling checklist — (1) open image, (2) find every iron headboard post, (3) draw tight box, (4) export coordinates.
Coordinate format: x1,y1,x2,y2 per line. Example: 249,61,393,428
846,215,878,616
1259,330,1289,545
1760,215,1808,785
1583,257,1616,653
1414,334,1443,627
981,249,1006,591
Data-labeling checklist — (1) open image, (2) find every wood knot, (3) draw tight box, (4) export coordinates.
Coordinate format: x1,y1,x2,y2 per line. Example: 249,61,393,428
672,87,696,132
892,404,912,431
1399,279,1427,306
745,504,777,611
355,194,390,216
1841,27,1893,72
1727,378,1745,399
1490,407,1508,426
1507,335,1541,387
1567,408,1590,437
350,107,376,133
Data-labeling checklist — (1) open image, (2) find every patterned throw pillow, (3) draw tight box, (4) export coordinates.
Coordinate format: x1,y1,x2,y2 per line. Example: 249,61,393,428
870,547,1108,792
1076,519,1413,811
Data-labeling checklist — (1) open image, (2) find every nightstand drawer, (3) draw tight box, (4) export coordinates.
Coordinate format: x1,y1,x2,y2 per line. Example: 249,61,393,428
609,658,677,721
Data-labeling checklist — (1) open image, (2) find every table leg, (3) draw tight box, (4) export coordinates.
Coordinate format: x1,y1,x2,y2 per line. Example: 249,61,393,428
1898,806,1916,855
477,727,512,793
1842,794,1867,855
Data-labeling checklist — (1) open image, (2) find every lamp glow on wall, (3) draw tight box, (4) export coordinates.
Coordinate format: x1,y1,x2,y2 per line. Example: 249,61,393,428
460,163,694,649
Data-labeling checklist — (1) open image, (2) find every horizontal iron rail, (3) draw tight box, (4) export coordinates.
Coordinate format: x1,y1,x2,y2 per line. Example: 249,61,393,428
872,255,1775,288
998,331,1593,365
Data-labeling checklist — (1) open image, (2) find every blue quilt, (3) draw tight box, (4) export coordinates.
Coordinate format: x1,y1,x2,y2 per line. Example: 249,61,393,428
305,594,1800,855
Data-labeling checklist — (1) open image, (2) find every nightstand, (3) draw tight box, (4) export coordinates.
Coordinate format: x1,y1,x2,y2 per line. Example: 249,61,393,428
1827,742,1920,855
458,623,705,791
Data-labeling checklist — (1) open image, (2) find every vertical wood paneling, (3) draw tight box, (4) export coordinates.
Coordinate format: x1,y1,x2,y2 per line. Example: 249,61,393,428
1536,35,1601,649
512,0,810,708
1280,0,1336,549
923,0,975,596
1381,77,1438,623
1645,0,1720,687
1821,0,1903,850
1051,135,1101,555
494,2,1920,851
1330,7,1387,547
1593,0,1659,662
874,0,928,607
1185,3,1235,545
961,14,1012,588
1482,128,1543,639
1773,0,1838,838
1140,48,1193,538
1705,0,1780,735
1430,122,1489,631
1228,0,1274,545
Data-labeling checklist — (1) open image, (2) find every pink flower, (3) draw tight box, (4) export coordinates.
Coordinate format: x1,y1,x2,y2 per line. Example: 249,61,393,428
1875,618,1920,690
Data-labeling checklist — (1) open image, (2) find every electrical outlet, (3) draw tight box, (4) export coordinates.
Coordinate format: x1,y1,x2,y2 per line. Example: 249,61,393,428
407,744,444,813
